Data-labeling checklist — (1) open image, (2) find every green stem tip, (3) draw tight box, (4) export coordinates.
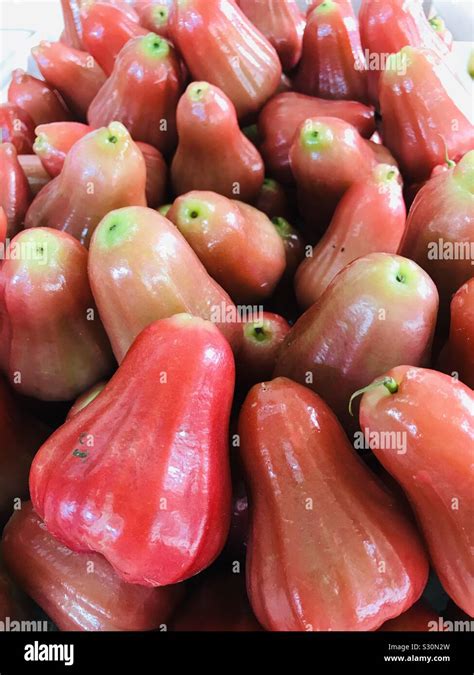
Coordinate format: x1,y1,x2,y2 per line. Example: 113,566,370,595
348,377,398,417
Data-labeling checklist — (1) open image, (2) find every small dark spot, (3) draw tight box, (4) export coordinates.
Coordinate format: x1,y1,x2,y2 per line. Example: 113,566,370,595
190,210,199,219
341,247,345,252
396,273,406,283
72,449,88,459
108,135,118,144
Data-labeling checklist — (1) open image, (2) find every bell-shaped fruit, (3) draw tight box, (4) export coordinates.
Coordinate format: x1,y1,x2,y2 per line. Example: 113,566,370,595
171,569,260,631
0,378,49,527
31,41,106,120
0,103,35,154
81,1,147,75
295,164,406,308
359,0,451,104
171,82,264,202
237,312,290,385
168,191,286,303
379,47,474,182
8,69,71,126
0,228,114,401
438,278,474,389
33,122,91,177
258,92,375,184
2,503,183,630
399,150,474,318
30,314,234,586
289,116,378,235
0,143,32,238
25,122,147,248
170,0,282,120
88,33,183,156
239,377,429,631
275,253,438,429
89,206,241,361
135,1,173,38
294,0,368,103
358,366,474,617
239,0,305,72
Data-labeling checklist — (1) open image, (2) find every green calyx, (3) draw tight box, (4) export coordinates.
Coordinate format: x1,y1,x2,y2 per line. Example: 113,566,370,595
97,122,130,151
152,4,169,26
453,150,474,195
94,209,138,249
468,49,474,79
11,229,61,271
244,321,271,344
140,33,170,60
177,198,212,227
315,0,337,14
429,16,445,33
188,82,210,102
158,203,172,217
300,120,334,151
33,133,49,154
272,216,292,239
263,178,278,191
373,163,399,185
348,377,399,417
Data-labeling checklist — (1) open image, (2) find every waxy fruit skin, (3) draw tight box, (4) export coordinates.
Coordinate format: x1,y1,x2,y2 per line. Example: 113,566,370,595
136,1,173,38
171,82,264,203
0,228,114,401
171,570,261,631
258,92,375,184
289,116,377,234
359,366,474,617
0,209,6,246
135,142,168,209
81,1,147,75
60,0,85,50
238,311,290,384
33,121,91,177
8,69,71,127
379,47,474,183
67,380,107,419
238,0,305,72
17,156,51,196
399,151,474,318
31,41,106,120
30,314,235,587
295,164,406,308
0,378,49,527
379,601,440,632
275,253,438,428
2,503,183,631
25,122,147,248
272,215,305,277
439,278,474,390
359,0,450,104
254,178,291,221
168,191,285,303
88,206,241,361
239,377,429,631
294,0,368,103
88,33,184,156
170,0,282,121
0,104,35,155
0,143,32,239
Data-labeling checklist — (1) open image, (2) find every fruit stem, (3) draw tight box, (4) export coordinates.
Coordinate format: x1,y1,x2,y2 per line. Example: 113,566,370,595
349,377,398,416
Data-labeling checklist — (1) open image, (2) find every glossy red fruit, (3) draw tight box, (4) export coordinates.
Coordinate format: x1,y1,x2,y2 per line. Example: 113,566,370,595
0,228,113,401
89,206,242,361
67,380,107,419
0,209,6,246
399,151,474,318
25,122,147,248
17,156,51,196
275,253,438,429
239,0,305,72
438,278,474,389
30,314,234,587
238,312,290,384
33,122,91,177
358,366,474,617
359,0,450,104
31,41,106,120
171,0,282,121
168,192,286,303
239,377,429,631
0,561,33,622
0,104,35,154
379,47,474,182
60,0,85,49
8,69,71,127
254,178,291,220
88,33,183,156
271,215,305,277
379,601,440,632
0,378,49,527
171,82,264,202
2,503,183,630
294,0,368,103
289,116,377,234
259,92,375,184
172,570,260,631
306,0,356,19
135,142,167,208
81,1,147,75
0,143,32,238
135,1,173,38
295,163,406,308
